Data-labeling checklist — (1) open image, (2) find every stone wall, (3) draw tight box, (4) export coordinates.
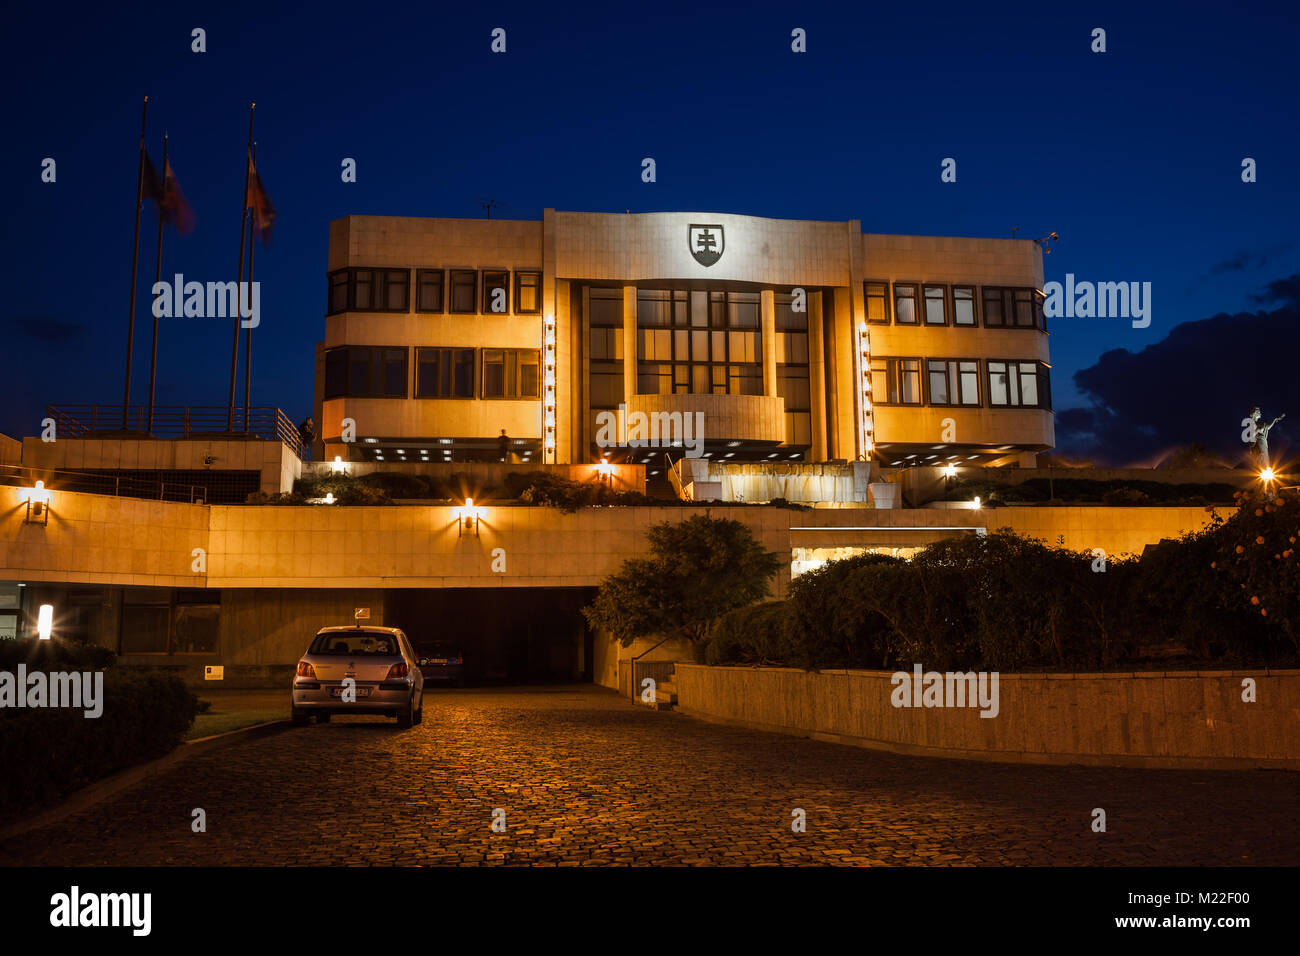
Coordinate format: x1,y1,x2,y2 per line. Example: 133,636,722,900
673,664,1300,770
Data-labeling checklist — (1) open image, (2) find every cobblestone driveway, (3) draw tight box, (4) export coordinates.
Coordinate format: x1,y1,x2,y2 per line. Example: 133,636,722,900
2,686,1296,866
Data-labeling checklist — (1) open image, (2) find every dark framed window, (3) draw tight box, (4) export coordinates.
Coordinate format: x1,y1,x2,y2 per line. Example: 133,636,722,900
416,270,445,313
515,271,542,313
926,358,981,406
987,360,1051,409
588,287,625,410
325,268,410,314
864,281,890,324
416,347,475,398
635,288,761,395
953,285,977,326
450,270,477,313
893,283,919,325
923,285,948,325
323,346,408,399
120,588,220,656
481,348,541,399
589,286,624,326
482,270,510,314
869,357,923,405
982,287,1044,330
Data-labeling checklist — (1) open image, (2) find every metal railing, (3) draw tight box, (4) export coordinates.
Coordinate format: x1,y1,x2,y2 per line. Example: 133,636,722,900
44,404,303,458
1,464,207,503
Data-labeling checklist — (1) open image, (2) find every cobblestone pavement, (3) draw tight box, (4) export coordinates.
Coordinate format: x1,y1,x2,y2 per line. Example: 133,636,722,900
2,685,1297,866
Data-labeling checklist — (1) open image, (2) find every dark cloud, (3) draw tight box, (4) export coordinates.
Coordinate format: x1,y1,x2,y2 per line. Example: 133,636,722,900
1055,275,1299,465
6,317,90,346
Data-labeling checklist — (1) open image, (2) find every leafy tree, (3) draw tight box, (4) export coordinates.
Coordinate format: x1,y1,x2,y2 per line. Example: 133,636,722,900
583,514,782,646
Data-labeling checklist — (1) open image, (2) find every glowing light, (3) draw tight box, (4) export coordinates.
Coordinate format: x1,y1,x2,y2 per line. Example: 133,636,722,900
1261,468,1276,482
331,456,346,474
941,464,957,479
323,492,335,505
972,496,981,510
37,604,53,641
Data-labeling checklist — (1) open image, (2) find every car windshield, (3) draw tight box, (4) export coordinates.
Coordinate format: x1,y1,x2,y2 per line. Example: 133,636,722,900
309,632,400,656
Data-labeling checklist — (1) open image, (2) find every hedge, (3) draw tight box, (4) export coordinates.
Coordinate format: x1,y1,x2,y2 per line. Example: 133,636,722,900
702,489,1300,673
0,664,197,823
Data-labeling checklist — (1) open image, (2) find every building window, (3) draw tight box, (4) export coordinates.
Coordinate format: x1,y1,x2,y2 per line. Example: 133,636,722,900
635,288,761,396
416,270,445,313
324,346,409,399
120,588,219,656
416,347,475,398
482,270,510,314
987,360,1051,408
926,359,981,406
481,348,541,399
864,281,890,324
515,271,542,313
775,291,807,331
893,283,918,325
588,287,625,411
982,287,1044,330
869,357,922,405
325,268,410,314
450,270,477,313
953,285,976,326
589,286,623,326
923,285,948,325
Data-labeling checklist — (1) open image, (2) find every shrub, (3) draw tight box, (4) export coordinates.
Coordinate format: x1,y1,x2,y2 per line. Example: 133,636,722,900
703,601,796,665
0,637,115,672
0,670,197,822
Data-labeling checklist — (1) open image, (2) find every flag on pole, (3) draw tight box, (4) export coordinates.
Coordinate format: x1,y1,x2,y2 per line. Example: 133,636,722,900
163,157,196,235
245,152,276,244
143,153,196,234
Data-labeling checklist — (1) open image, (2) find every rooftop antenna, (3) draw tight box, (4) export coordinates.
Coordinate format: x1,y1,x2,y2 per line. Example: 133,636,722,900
1011,226,1018,239
475,197,507,219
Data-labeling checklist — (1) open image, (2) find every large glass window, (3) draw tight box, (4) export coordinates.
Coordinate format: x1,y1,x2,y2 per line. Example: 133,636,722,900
775,291,808,331
926,359,981,406
987,360,1050,408
982,287,1044,330
324,346,408,399
481,349,540,399
416,347,475,398
120,589,219,656
589,287,625,417
635,288,762,395
893,283,918,325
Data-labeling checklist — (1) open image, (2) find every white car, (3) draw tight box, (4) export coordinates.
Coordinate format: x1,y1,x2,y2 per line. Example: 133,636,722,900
291,626,425,728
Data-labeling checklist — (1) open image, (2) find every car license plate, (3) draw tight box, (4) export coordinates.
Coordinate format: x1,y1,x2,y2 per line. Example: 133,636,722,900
426,659,449,665
331,686,371,697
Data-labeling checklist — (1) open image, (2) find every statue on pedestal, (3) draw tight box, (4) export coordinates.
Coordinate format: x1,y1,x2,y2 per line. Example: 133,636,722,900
1244,406,1285,470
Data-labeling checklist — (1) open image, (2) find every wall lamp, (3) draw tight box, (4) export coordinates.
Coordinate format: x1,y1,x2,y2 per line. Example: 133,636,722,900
37,604,53,640
596,459,614,483
23,480,51,525
458,497,480,537
331,456,347,474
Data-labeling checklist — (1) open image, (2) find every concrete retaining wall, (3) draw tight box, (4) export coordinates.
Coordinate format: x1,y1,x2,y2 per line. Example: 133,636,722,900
673,664,1300,770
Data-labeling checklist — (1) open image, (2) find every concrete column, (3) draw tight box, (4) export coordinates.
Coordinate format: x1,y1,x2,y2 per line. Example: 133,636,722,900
622,285,637,407
832,287,857,460
761,288,777,398
808,291,828,461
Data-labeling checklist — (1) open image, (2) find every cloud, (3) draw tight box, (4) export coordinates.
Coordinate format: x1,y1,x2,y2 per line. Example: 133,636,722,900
1055,274,1300,465
6,317,90,346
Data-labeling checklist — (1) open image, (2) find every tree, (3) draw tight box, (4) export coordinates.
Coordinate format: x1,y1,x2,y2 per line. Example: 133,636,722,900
582,514,783,646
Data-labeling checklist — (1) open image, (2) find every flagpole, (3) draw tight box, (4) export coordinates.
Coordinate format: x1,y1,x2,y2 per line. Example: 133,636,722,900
227,102,254,432
122,96,148,431
242,141,256,433
147,132,168,435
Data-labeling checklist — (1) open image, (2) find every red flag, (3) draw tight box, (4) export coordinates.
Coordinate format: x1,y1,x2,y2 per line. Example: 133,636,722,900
162,157,195,235
245,152,276,245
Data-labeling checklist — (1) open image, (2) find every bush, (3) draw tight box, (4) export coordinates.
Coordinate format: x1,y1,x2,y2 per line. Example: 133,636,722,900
703,601,796,665
0,670,197,822
505,471,655,512
0,637,115,672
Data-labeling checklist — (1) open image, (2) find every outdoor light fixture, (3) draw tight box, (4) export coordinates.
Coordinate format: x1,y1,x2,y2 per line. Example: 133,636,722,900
855,323,875,456
596,460,614,483
542,313,557,463
331,456,346,474
37,604,53,641
323,492,336,505
972,496,982,510
1260,467,1276,483
458,497,480,537
23,480,51,525
941,463,957,479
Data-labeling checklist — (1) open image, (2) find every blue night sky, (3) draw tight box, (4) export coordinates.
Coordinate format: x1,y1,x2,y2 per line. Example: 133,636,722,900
2,0,1296,464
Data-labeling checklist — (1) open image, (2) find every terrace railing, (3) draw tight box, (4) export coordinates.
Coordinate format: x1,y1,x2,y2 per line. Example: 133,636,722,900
44,404,303,458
